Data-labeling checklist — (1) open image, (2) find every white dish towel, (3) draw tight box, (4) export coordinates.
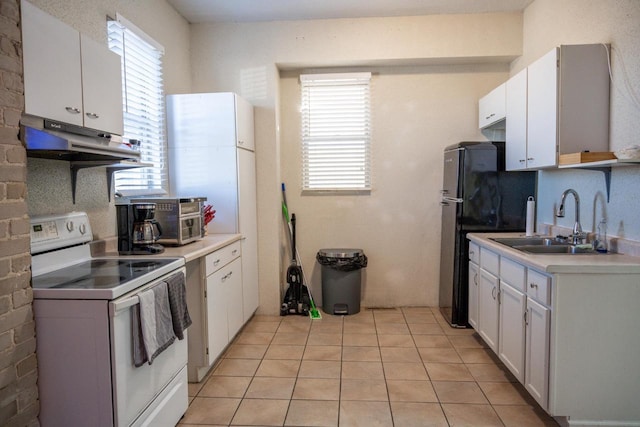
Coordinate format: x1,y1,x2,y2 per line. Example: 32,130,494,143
133,282,176,367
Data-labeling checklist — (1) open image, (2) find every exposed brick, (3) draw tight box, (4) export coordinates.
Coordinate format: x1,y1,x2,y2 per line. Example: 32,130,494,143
9,217,28,235
0,126,19,143
0,304,32,335
10,253,31,277
6,182,24,199
0,399,18,424
16,354,36,378
12,320,33,345
0,330,11,352
0,294,10,314
0,86,21,109
0,257,8,276
16,368,36,390
0,271,29,295
0,70,21,93
0,36,18,57
0,183,6,199
4,401,39,427
12,287,31,308
0,1,19,21
17,384,37,412
0,15,20,41
0,235,29,257
10,253,29,273
0,164,25,182
0,200,27,220
0,365,16,389
0,221,7,238
3,108,21,127
0,381,16,407
9,338,35,367
5,146,24,163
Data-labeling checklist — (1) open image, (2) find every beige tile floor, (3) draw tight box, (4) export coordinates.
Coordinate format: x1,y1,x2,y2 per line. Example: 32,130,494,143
179,307,559,427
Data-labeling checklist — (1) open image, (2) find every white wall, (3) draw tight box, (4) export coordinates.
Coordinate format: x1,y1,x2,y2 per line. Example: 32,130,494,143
189,13,523,312
514,0,640,240
25,0,191,238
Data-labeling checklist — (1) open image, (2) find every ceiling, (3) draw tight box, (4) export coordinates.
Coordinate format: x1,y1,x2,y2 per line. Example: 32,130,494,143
167,0,534,23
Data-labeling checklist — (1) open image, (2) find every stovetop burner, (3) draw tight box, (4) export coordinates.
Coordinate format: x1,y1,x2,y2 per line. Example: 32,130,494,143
32,257,184,300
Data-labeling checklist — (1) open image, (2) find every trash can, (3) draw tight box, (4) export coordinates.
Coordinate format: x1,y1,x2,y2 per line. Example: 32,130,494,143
317,248,367,315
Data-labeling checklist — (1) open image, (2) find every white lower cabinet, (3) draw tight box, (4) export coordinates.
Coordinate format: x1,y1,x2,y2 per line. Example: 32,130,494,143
469,241,551,410
498,281,526,382
478,268,500,352
206,257,243,360
185,240,244,382
525,296,550,408
468,261,479,329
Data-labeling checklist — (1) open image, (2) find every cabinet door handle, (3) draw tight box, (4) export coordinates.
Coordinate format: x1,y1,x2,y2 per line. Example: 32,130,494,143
85,112,99,119
238,140,244,145
473,273,478,286
469,250,474,256
529,283,538,289
524,310,529,325
519,159,526,163
492,286,497,300
527,157,534,161
232,249,238,255
65,107,81,114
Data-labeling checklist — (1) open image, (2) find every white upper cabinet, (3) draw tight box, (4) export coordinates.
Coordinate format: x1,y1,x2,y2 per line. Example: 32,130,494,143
505,69,528,171
21,0,123,135
79,35,124,136
506,44,610,170
478,83,506,129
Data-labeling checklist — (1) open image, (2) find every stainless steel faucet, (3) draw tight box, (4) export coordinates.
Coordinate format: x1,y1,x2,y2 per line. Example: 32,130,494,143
556,189,586,244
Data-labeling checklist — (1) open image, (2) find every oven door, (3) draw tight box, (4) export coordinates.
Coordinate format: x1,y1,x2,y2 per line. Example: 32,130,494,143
109,268,188,427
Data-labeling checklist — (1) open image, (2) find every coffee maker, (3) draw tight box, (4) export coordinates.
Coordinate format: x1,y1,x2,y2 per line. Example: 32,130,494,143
116,203,165,254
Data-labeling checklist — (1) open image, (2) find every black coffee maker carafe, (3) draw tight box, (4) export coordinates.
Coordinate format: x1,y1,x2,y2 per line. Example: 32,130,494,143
116,203,164,254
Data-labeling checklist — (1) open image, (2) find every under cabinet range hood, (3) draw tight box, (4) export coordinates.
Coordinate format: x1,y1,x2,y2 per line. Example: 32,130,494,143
20,116,140,163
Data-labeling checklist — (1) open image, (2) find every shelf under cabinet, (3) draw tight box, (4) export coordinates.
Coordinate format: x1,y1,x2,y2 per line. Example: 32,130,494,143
557,158,640,203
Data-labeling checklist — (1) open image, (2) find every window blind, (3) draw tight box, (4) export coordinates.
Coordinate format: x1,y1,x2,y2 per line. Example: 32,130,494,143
300,73,371,191
107,15,167,195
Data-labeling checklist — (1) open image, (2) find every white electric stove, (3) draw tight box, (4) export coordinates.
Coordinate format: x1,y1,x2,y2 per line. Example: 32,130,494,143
31,212,189,427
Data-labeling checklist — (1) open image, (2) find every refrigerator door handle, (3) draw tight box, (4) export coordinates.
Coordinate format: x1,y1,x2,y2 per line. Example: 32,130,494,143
442,196,463,204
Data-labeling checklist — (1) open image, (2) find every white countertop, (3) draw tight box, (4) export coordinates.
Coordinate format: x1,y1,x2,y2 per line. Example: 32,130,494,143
468,232,640,274
159,234,242,262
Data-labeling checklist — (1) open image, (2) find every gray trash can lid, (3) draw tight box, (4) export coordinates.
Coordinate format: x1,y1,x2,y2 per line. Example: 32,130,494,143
318,248,363,258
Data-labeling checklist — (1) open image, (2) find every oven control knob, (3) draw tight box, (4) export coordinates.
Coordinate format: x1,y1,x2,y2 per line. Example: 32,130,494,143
66,221,74,232
79,223,87,235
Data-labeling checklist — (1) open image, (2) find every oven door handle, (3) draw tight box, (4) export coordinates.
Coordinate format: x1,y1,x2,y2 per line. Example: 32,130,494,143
110,295,140,316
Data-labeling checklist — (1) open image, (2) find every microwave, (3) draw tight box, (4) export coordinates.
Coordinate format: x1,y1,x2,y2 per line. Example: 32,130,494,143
131,197,206,246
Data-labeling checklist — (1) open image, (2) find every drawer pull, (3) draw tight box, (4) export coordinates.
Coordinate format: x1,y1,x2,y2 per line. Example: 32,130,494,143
529,283,538,289
232,249,238,255
213,259,220,266
469,250,474,256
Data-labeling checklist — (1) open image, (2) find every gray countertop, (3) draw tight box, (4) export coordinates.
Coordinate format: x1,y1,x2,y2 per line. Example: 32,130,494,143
468,232,640,274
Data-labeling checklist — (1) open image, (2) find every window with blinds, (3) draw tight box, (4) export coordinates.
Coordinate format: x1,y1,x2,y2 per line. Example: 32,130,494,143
300,73,372,191
107,15,167,195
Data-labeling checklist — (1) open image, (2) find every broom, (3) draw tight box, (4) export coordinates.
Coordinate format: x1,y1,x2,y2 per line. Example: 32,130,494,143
281,183,321,319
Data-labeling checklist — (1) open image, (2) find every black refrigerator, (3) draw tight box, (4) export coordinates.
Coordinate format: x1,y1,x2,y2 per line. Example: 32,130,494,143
438,142,536,328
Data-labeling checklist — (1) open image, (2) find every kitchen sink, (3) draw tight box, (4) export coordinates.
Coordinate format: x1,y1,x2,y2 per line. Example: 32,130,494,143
512,245,597,254
489,237,565,247
489,236,610,255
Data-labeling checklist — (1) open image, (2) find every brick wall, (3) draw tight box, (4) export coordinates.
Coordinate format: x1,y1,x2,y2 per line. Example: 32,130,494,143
0,0,39,426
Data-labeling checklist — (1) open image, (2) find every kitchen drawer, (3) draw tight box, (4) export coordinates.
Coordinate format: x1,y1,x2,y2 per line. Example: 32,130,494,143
500,257,526,292
527,268,551,306
480,247,500,276
205,241,241,277
469,242,480,264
